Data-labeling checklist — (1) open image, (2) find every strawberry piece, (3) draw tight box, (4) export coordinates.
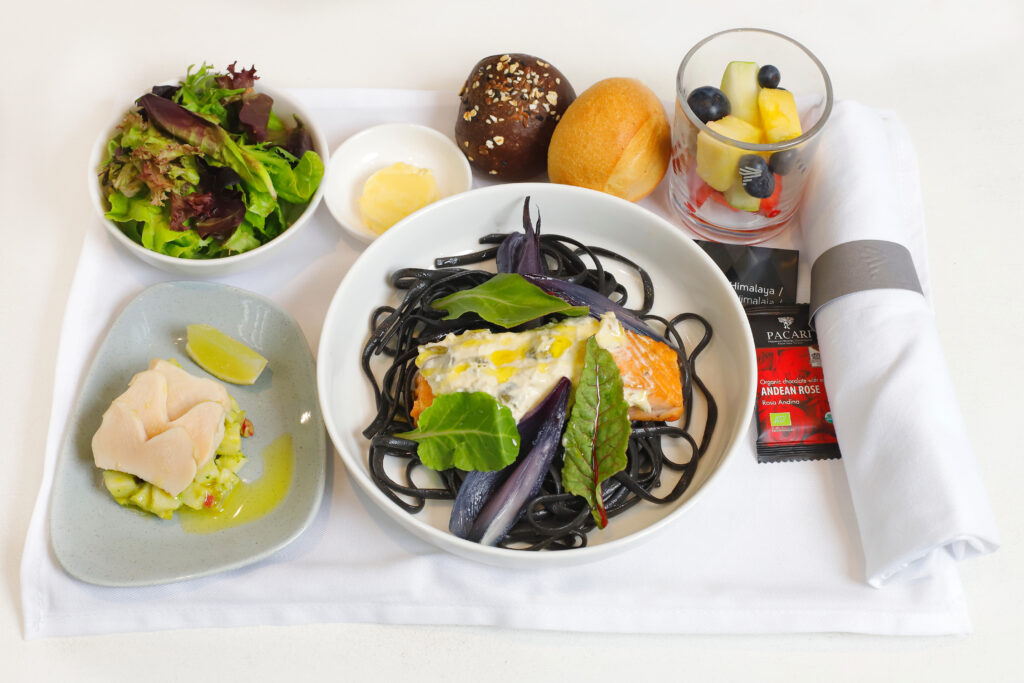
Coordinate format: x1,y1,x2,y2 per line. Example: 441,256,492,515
688,166,720,209
759,174,783,217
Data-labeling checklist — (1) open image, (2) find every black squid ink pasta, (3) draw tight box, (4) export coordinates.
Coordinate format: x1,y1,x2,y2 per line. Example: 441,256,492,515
360,230,718,550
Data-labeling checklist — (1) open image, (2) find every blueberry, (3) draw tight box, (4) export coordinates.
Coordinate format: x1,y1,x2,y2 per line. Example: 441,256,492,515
738,155,775,198
686,86,730,123
768,149,797,175
758,65,781,89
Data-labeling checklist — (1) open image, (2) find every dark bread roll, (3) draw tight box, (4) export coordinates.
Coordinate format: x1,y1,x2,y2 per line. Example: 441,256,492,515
455,54,575,181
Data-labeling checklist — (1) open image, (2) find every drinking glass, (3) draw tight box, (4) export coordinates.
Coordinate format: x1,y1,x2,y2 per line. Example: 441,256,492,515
669,28,833,244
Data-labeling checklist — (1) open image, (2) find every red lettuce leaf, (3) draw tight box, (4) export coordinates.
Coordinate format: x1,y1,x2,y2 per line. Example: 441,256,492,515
150,84,180,100
168,187,245,238
265,120,313,159
237,92,273,142
215,62,258,90
138,93,276,199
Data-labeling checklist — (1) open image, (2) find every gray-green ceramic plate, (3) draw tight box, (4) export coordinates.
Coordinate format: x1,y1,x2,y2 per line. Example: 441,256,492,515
50,281,326,586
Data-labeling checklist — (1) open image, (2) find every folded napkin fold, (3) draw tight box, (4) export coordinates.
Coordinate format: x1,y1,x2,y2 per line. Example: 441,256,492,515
800,101,1000,586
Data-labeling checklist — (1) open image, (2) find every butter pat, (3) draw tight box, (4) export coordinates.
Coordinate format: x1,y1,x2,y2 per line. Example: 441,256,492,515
358,162,440,234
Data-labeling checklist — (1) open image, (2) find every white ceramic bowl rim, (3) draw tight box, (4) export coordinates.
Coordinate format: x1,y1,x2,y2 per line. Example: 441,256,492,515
88,82,329,270
323,122,473,244
318,182,757,566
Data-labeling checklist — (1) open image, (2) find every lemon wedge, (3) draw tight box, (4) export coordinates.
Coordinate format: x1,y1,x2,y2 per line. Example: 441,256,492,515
186,324,268,385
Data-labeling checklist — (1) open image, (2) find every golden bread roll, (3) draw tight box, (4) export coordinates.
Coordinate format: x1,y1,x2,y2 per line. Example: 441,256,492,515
547,78,670,202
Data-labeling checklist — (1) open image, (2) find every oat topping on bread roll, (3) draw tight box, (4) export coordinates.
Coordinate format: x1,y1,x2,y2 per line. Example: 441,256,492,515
455,54,575,181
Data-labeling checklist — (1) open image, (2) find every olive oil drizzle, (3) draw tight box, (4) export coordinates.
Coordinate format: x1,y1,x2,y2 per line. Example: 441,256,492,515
180,433,294,534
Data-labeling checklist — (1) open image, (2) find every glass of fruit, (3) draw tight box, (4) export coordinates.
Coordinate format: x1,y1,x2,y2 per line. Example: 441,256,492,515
668,28,833,244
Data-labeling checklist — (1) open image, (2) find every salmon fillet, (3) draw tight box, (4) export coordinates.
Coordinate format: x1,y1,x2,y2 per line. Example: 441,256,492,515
609,329,685,422
411,329,683,423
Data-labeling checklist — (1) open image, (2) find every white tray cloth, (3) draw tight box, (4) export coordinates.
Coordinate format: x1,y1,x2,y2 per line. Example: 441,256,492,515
21,89,973,639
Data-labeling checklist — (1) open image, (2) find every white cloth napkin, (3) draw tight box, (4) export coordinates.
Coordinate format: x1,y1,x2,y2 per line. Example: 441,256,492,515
801,101,1000,586
21,90,979,639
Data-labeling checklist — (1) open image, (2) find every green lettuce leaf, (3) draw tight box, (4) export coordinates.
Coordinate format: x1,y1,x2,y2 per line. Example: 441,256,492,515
105,191,209,258
175,62,244,122
247,147,324,204
561,336,631,528
138,94,277,201
397,392,520,472
222,220,262,253
100,112,201,204
432,273,588,328
95,64,325,261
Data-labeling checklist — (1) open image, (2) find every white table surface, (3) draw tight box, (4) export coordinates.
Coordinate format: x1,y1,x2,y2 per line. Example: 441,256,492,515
3,0,1021,679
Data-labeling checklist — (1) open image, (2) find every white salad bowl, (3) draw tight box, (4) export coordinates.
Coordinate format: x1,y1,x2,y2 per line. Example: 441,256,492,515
323,123,473,244
88,83,329,276
318,182,756,568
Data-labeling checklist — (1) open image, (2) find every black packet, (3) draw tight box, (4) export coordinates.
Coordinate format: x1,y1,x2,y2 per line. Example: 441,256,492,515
696,240,798,306
747,304,841,463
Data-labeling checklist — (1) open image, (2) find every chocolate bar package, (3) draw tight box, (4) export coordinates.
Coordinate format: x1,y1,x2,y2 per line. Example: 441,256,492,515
746,304,841,463
696,240,798,306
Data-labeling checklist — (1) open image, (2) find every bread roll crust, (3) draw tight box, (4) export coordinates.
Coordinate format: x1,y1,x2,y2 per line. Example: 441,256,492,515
547,78,670,202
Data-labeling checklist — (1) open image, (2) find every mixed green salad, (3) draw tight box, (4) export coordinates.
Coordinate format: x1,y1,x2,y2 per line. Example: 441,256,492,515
98,63,324,259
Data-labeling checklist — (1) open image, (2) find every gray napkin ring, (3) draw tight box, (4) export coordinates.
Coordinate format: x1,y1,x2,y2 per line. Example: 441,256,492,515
810,239,922,324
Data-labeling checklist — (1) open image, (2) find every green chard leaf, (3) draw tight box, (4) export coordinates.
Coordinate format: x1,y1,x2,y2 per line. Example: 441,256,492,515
561,336,631,528
432,273,588,329
396,392,519,472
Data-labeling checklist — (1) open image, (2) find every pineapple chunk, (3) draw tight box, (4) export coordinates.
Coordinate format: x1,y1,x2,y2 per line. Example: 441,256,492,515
758,89,802,143
696,115,763,191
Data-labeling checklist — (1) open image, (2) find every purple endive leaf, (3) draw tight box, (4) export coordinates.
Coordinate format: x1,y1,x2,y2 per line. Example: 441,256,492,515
522,274,667,343
495,233,524,275
449,470,504,538
448,377,570,539
466,378,571,546
496,196,546,276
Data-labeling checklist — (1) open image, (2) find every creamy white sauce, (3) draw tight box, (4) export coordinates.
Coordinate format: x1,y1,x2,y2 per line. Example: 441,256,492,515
416,312,649,420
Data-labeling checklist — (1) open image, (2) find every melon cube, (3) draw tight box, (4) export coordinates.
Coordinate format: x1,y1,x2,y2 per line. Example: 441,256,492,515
720,61,761,127
696,115,763,192
758,89,803,143
724,180,760,212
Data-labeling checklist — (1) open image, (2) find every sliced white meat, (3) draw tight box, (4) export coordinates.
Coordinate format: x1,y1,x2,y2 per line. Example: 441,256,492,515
167,400,226,469
118,369,170,438
92,402,198,496
149,359,231,419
